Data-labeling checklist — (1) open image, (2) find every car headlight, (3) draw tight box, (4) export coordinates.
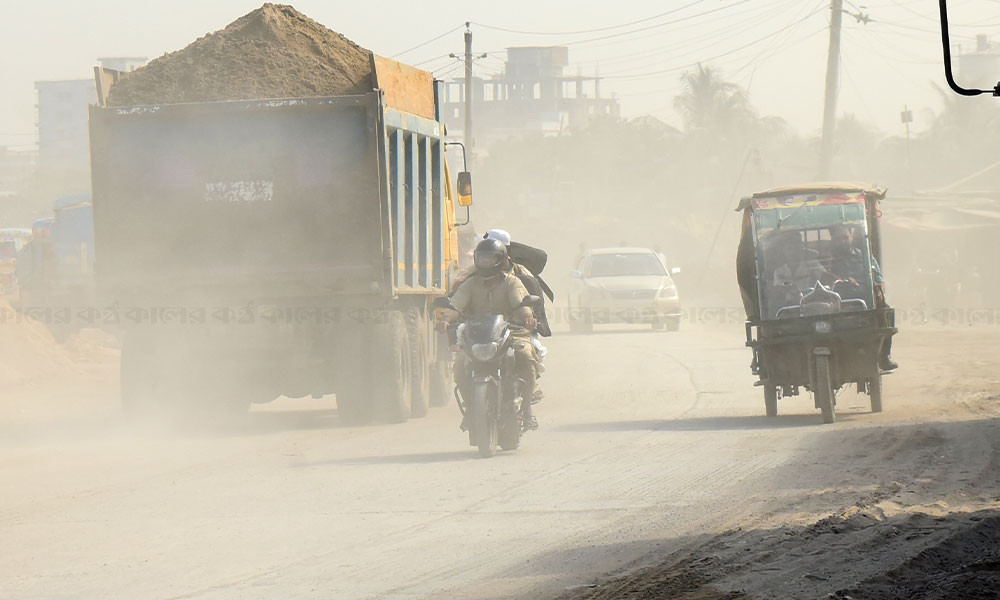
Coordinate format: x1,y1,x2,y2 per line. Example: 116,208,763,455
814,320,832,333
470,342,500,361
658,283,677,298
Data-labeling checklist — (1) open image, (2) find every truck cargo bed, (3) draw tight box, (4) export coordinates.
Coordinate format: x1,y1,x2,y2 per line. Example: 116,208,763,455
89,93,449,305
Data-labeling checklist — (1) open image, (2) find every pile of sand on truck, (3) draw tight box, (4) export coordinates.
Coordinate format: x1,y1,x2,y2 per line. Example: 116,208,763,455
107,3,374,106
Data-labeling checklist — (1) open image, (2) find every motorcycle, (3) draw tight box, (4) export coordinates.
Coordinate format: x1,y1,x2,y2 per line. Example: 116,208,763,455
433,295,541,458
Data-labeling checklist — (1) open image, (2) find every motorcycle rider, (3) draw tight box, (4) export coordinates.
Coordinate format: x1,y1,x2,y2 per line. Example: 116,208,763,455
438,238,541,430
483,229,551,405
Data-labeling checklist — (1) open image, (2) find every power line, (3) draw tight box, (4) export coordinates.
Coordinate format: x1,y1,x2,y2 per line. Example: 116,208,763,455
470,0,707,35
564,0,803,71
730,0,828,80
390,24,465,58
413,53,452,67
559,0,755,47
885,0,1000,27
599,4,828,81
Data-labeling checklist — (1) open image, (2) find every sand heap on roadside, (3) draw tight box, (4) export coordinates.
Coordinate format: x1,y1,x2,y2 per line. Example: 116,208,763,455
107,3,374,106
0,302,77,388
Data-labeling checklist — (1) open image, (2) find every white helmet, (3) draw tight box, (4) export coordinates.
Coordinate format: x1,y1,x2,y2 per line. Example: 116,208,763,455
484,228,511,247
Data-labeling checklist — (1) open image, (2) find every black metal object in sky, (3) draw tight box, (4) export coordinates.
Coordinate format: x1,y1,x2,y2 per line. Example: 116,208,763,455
939,0,1000,96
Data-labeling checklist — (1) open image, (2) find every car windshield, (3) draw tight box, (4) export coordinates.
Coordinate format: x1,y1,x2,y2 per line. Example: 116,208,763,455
588,253,665,277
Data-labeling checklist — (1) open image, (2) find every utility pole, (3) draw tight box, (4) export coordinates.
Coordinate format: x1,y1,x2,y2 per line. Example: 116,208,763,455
464,22,473,152
901,105,913,190
819,0,843,179
449,24,487,154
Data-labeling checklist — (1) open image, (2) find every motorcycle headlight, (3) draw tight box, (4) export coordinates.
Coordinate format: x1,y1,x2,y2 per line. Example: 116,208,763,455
470,342,499,361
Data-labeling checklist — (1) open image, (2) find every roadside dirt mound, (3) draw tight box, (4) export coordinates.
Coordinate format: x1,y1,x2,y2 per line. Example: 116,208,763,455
834,513,1000,600
107,3,373,106
0,303,77,389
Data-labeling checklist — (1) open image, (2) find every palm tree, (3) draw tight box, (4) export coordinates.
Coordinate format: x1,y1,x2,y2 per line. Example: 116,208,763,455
673,64,756,136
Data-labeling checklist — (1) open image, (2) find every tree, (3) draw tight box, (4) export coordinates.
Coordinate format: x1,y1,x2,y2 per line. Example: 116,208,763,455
673,64,757,137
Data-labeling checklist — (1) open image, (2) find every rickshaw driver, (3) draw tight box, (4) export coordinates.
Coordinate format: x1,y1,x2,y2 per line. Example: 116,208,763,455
827,225,898,371
827,225,883,291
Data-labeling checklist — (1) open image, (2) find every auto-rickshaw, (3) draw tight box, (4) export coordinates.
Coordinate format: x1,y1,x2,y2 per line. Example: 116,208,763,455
736,183,897,423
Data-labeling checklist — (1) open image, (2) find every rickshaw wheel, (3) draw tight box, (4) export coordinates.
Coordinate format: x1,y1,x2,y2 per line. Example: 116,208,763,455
869,371,883,413
815,355,835,424
764,385,778,417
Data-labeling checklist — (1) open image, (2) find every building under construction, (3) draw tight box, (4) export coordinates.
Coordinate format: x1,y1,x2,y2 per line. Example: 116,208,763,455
439,46,620,147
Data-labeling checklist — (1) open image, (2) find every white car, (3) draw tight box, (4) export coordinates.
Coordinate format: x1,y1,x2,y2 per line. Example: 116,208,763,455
567,247,682,333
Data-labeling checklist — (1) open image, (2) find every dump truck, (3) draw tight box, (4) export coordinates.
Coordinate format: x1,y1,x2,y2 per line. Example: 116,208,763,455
88,56,470,422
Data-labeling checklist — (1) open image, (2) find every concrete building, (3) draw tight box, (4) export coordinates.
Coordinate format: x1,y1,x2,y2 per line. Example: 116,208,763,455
440,46,620,148
34,79,97,172
34,57,148,173
97,56,147,72
957,34,1000,89
0,146,36,198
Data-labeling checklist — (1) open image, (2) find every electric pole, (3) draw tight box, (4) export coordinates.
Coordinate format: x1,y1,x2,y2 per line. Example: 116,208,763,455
464,22,473,152
449,24,487,154
819,0,843,179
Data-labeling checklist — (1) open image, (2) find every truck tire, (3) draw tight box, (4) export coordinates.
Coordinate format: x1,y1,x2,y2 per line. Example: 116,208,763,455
815,355,835,424
335,322,373,425
429,360,451,408
405,308,430,418
370,311,411,423
764,384,778,417
337,385,371,425
121,332,158,419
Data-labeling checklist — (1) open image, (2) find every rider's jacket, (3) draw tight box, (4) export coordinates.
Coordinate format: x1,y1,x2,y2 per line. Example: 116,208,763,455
450,272,529,320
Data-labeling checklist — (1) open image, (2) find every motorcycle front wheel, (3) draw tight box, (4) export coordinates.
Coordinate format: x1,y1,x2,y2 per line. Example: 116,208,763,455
472,381,498,458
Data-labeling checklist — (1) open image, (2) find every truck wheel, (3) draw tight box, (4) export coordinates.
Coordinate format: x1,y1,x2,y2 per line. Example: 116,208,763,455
429,361,452,408
370,311,411,423
815,355,835,424
121,332,157,419
869,369,884,413
405,308,430,418
335,322,373,425
337,388,371,425
764,384,778,417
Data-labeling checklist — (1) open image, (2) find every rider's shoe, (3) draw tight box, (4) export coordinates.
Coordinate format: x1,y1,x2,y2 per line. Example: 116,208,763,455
531,388,544,405
522,415,538,432
879,357,899,371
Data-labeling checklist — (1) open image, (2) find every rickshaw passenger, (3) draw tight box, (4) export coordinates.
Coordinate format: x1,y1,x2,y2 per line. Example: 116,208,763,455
769,231,827,306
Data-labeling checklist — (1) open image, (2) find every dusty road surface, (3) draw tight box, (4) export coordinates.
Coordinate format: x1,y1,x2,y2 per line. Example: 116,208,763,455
1,321,998,599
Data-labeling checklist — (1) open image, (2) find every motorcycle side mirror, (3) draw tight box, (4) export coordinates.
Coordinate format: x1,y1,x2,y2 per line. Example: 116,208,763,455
520,294,542,310
432,297,458,312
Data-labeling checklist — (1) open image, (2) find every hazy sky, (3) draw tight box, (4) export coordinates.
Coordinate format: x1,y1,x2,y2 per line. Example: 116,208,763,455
2,0,999,149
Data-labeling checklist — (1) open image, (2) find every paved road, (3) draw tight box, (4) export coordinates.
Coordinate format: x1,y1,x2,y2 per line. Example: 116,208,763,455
1,324,996,599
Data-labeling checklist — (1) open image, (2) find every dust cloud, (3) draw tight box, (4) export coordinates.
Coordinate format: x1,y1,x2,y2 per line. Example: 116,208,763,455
1,3,999,600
